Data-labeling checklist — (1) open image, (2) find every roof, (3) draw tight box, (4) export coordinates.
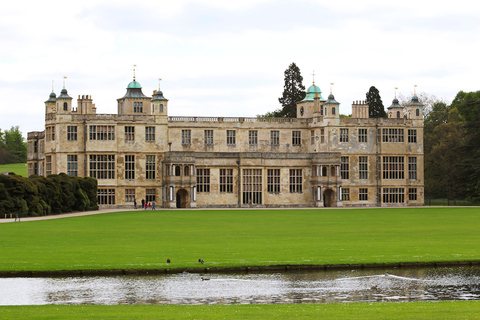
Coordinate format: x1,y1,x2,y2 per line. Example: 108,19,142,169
57,88,72,99
408,95,424,107
119,80,150,99
325,93,339,104
301,83,326,102
45,92,56,103
152,90,168,101
388,98,402,109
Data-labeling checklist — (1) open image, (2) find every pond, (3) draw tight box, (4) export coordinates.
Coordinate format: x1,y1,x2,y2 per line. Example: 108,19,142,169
1,266,479,305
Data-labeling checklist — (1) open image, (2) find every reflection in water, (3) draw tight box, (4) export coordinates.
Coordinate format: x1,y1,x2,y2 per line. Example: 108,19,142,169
0,267,479,305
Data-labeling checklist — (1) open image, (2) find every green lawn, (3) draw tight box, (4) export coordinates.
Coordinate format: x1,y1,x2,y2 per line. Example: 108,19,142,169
0,301,479,319
1,207,479,272
0,163,27,177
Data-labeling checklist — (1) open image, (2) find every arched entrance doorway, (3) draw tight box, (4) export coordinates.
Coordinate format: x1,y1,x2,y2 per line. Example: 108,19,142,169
176,189,188,208
323,189,334,207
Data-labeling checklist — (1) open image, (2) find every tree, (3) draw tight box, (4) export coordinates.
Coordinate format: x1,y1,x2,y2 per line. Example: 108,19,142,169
365,86,387,118
0,126,27,164
276,63,306,118
451,91,480,201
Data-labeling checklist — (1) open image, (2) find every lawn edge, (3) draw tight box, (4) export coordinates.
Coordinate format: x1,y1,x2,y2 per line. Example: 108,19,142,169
1,260,479,278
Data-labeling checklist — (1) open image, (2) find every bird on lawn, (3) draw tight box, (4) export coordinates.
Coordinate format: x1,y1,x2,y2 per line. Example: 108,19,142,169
167,259,171,264
198,258,205,264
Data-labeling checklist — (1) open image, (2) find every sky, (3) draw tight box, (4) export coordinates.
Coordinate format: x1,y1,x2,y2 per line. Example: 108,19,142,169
1,0,479,137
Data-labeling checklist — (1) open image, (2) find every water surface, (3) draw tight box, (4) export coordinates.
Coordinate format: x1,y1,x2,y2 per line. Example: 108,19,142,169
1,266,479,305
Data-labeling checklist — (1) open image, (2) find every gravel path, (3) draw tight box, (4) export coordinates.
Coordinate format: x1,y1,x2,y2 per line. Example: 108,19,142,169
0,208,135,223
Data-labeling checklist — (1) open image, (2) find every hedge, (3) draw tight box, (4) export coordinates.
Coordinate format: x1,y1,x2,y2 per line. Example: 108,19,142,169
0,173,98,217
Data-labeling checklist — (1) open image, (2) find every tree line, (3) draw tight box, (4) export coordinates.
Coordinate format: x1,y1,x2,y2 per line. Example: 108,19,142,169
0,173,98,217
0,126,27,165
423,91,480,202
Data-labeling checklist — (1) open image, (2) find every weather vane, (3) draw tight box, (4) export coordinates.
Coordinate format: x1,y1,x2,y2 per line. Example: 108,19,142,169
330,83,334,94
414,84,417,95
52,80,54,93
133,64,137,80
63,76,67,89
159,78,162,90
395,87,398,99
311,70,316,84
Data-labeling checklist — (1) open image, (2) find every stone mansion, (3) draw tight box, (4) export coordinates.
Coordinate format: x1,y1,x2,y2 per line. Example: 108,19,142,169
27,77,424,208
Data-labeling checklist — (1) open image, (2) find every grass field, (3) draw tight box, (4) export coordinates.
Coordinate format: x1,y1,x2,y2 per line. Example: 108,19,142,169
1,207,479,272
0,301,479,319
0,163,27,177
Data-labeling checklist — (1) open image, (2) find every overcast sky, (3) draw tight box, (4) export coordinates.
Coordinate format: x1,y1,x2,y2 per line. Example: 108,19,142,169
1,0,479,136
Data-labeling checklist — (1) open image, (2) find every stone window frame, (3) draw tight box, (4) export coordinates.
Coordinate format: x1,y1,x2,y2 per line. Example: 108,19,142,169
270,130,280,146
145,126,155,142
248,130,258,146
359,188,368,201
125,126,135,141
382,156,405,180
382,128,404,143
197,168,211,193
340,128,349,143
90,125,115,141
383,188,405,203
289,169,302,193
89,154,115,180
146,155,155,180
133,101,143,113
358,128,367,143
408,188,417,201
67,126,77,141
98,189,115,205
408,157,417,180
67,154,77,177
267,168,280,194
342,188,350,201
146,189,156,202
242,168,262,204
292,131,301,146
341,156,349,180
204,130,214,146
359,156,368,180
408,129,417,143
226,130,236,146
220,168,233,193
182,129,191,145
125,155,135,180
320,128,325,143
125,189,135,202
46,155,52,176
310,130,315,145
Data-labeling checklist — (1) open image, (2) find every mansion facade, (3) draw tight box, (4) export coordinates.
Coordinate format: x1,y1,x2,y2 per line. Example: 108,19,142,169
27,78,424,208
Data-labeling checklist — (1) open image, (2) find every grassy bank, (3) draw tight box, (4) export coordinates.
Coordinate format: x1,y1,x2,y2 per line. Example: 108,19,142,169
0,301,479,319
0,163,27,177
1,207,479,271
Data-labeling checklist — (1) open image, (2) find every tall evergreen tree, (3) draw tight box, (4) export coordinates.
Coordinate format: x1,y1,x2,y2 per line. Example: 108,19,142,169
366,86,387,118
277,63,306,118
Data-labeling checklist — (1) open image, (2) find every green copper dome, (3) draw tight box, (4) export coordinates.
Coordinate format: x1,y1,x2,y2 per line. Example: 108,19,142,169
45,91,56,103
301,83,325,102
127,80,142,89
388,98,402,109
